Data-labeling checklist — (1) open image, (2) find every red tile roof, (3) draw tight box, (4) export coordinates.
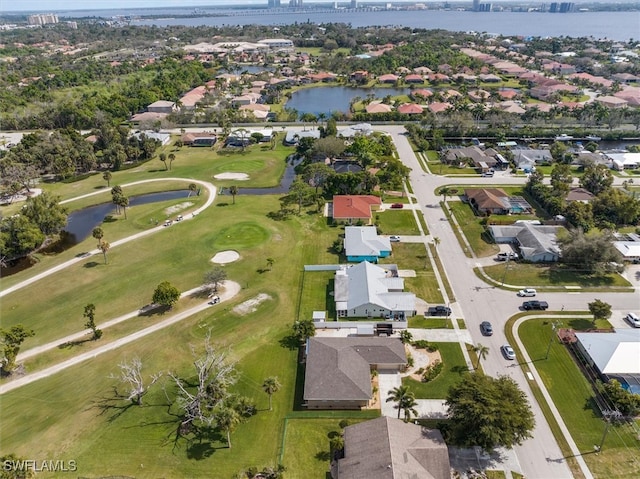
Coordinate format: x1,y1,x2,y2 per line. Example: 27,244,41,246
333,195,381,219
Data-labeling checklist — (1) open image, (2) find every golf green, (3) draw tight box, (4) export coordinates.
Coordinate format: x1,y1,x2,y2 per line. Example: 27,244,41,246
209,222,270,250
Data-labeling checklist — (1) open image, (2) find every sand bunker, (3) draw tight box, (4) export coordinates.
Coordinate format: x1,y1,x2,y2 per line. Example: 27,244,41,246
165,201,194,215
211,250,240,264
214,172,249,180
233,293,272,316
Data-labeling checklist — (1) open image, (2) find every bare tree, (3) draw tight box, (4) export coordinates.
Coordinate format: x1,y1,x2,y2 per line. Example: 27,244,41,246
112,357,162,405
168,334,236,430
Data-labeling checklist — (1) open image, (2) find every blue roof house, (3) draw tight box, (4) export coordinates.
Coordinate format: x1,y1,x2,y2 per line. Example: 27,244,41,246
344,226,391,263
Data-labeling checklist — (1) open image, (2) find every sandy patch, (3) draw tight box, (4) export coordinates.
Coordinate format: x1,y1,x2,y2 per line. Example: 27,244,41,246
211,250,240,264
398,269,416,277
233,293,272,315
0,188,42,205
165,201,194,215
214,172,250,180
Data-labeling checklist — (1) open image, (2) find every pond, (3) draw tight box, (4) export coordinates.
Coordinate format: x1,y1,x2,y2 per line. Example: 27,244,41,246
221,157,301,196
285,86,411,116
235,64,275,74
64,189,193,244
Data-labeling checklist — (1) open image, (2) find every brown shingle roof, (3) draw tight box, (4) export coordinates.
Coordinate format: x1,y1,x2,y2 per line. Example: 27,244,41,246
336,417,450,479
465,188,509,210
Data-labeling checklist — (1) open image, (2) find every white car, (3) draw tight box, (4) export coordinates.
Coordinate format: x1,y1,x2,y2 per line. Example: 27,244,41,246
501,345,516,360
390,235,401,242
624,313,640,328
518,288,537,297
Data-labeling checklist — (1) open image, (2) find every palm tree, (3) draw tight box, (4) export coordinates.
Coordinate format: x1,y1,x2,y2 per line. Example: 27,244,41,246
399,330,413,344
439,186,453,204
262,376,281,411
168,153,176,170
116,195,129,219
92,227,104,246
188,183,197,197
102,171,112,187
386,385,411,419
229,185,238,204
216,407,240,448
266,257,274,271
99,240,110,264
473,343,490,370
399,393,419,422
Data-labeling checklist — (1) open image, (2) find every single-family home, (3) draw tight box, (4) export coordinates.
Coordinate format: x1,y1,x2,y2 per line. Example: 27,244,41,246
404,73,424,84
606,152,640,171
442,146,499,169
283,129,321,145
303,337,407,409
574,330,640,394
512,148,553,169
466,188,534,215
334,261,416,319
595,95,628,109
489,223,563,262
146,100,177,114
397,103,423,115
613,232,640,262
332,417,451,479
333,196,381,224
378,73,399,84
344,226,391,262
565,187,595,203
365,102,393,114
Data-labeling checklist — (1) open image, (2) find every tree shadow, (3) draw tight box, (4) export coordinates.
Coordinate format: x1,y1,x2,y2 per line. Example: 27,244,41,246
94,185,108,189
186,442,217,460
216,202,230,207
139,304,171,317
279,334,300,351
103,215,117,223
58,337,92,349
256,268,269,274
315,450,331,461
451,365,470,375
91,388,138,423
83,261,100,268
567,318,595,331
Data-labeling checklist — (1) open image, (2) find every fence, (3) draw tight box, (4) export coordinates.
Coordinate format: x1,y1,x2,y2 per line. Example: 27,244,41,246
315,320,407,330
304,264,343,271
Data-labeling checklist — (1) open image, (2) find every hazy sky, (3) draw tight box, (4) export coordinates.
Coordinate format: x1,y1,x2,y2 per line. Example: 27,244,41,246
0,0,624,11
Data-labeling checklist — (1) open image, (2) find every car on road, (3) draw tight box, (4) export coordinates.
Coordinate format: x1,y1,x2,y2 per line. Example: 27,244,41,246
501,344,516,360
480,321,493,336
427,305,452,316
522,300,549,310
390,203,404,209
390,235,401,242
208,296,220,305
496,252,518,261
517,288,537,297
624,312,640,328
481,170,495,177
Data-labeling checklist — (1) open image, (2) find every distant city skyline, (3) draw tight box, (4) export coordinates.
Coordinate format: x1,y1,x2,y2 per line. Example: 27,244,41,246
1,0,629,13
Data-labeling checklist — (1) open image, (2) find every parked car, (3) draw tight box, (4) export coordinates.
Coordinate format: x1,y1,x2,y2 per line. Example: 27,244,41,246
481,170,494,177
496,252,518,261
390,203,404,209
390,235,401,242
522,300,549,310
427,305,451,316
624,312,640,328
480,321,493,336
501,344,516,360
518,288,537,297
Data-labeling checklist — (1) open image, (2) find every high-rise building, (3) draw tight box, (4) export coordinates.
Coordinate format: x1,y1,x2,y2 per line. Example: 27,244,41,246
351,0,359,8
289,0,303,6
27,13,58,25
268,0,281,7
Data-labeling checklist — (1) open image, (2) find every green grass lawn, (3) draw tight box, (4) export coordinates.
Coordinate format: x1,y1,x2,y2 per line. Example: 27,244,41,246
482,263,632,289
427,161,478,176
402,342,469,398
375,209,420,235
518,320,640,478
380,243,444,304
298,271,337,321
448,201,499,257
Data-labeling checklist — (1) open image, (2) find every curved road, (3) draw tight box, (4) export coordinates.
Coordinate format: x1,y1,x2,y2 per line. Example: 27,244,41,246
0,178,216,298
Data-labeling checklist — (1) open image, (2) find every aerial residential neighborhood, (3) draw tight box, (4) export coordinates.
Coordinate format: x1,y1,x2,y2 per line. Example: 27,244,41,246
1,6,640,479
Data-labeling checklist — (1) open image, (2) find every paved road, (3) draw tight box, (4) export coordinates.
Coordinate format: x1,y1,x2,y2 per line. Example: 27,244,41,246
381,125,619,479
0,281,241,395
0,178,216,298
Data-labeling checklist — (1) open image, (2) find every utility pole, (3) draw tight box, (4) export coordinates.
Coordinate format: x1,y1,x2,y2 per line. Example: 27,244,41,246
545,320,562,359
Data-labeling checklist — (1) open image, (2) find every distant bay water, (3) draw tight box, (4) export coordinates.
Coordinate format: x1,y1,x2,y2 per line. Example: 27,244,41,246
105,10,640,41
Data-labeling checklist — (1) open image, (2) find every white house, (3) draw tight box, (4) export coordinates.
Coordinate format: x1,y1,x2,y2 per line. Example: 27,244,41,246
490,223,563,262
334,262,416,319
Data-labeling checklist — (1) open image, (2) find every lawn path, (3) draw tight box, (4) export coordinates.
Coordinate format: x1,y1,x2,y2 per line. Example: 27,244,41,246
0,281,241,395
0,178,216,298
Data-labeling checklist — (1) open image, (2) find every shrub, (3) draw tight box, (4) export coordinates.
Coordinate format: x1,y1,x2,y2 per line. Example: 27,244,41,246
412,339,430,349
407,353,414,368
421,360,443,383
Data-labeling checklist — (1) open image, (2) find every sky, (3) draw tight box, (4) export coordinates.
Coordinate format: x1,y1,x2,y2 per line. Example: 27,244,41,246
0,0,625,12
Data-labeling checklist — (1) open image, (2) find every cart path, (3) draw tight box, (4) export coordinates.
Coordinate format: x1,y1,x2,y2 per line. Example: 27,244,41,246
0,281,241,395
0,178,216,298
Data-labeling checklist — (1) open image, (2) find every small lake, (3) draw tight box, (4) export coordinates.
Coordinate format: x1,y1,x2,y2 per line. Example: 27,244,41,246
64,189,192,244
285,86,410,116
228,157,300,196
236,64,275,74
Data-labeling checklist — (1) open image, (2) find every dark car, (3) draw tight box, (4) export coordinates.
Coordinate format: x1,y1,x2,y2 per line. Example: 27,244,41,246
480,321,493,336
427,305,452,316
522,300,549,311
390,203,404,209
